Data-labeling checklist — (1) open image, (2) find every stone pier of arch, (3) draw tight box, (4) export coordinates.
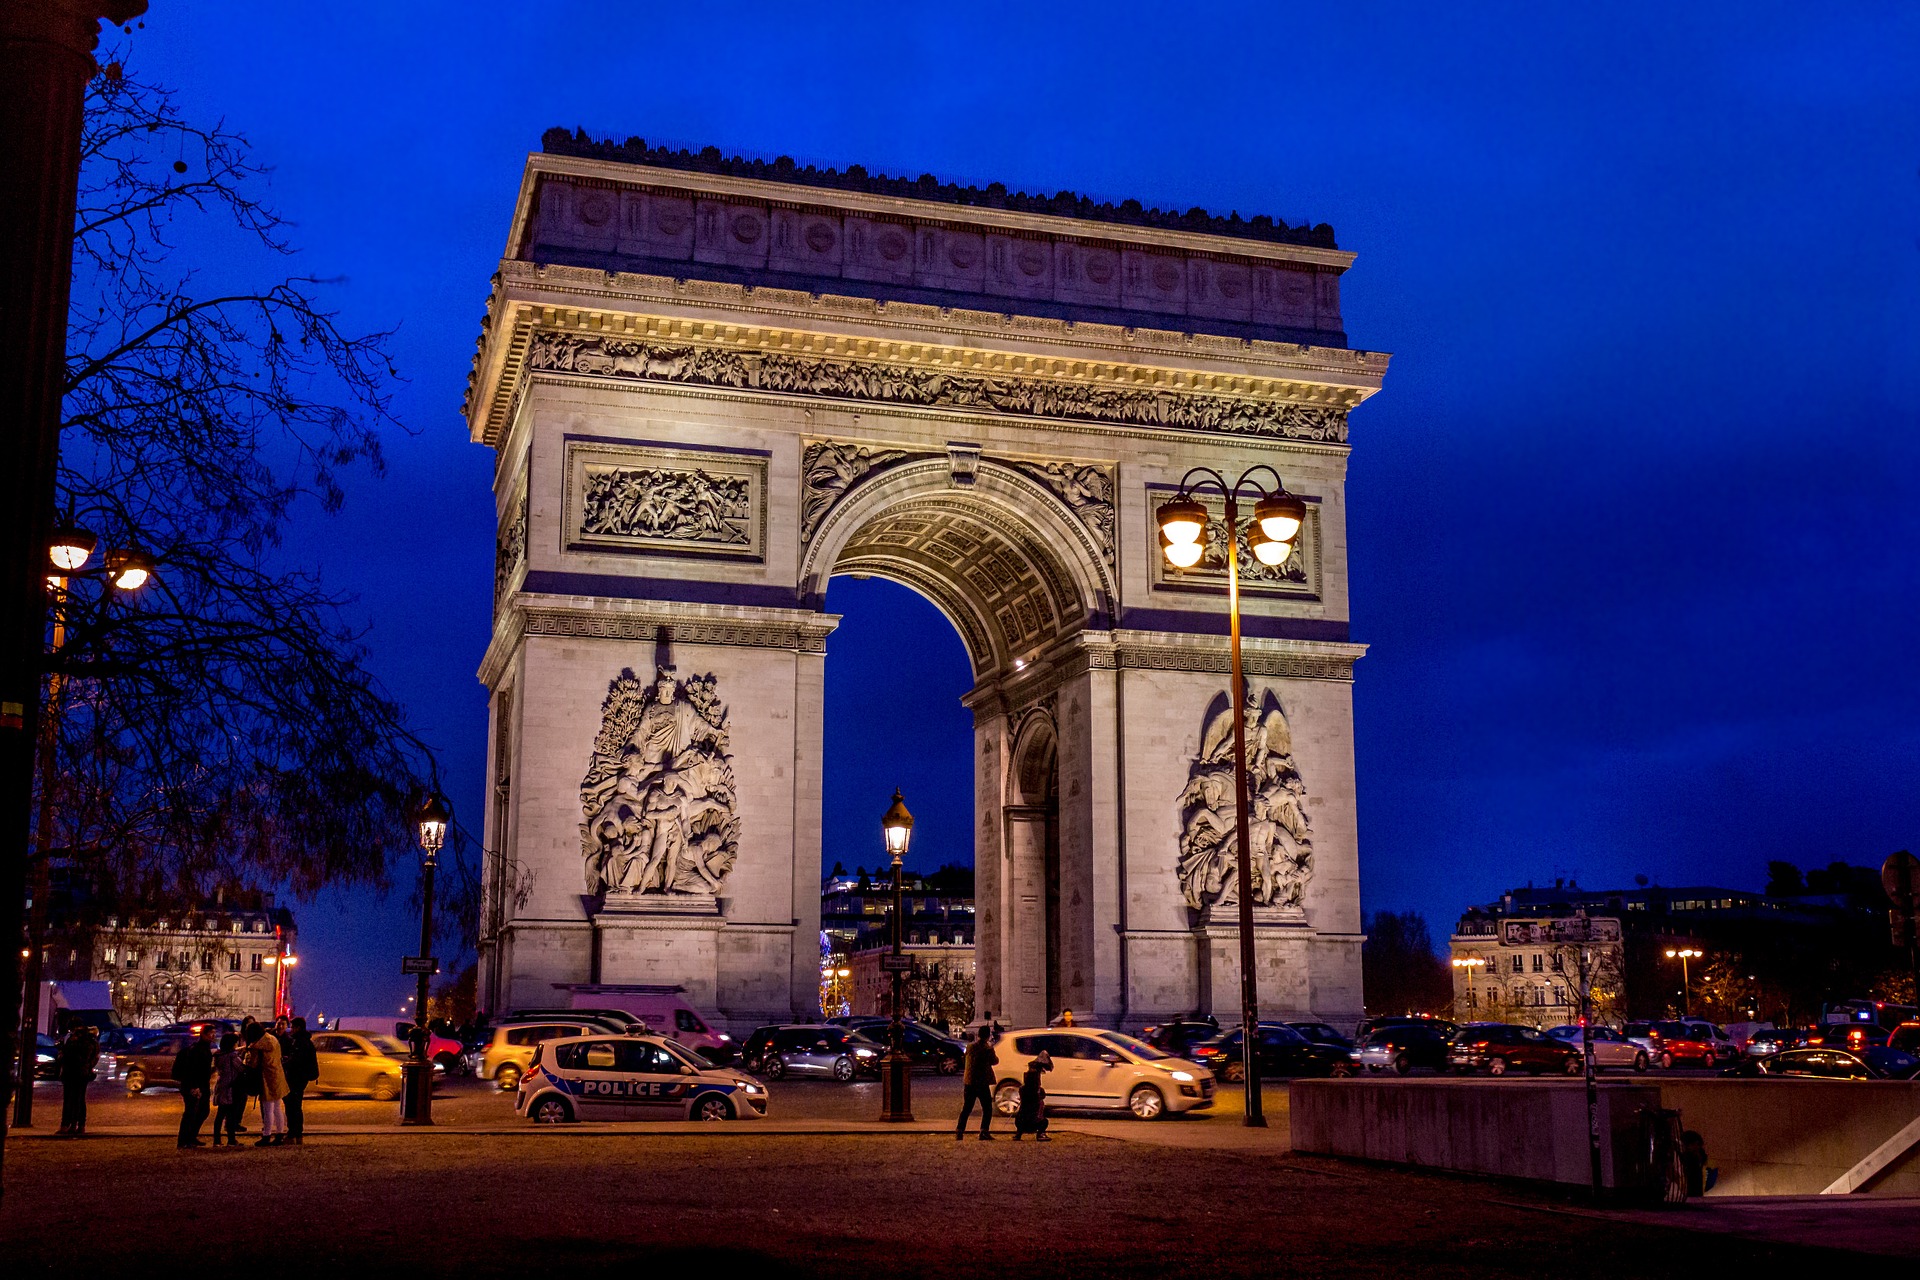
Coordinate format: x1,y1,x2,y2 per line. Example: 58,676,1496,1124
466,140,1389,1034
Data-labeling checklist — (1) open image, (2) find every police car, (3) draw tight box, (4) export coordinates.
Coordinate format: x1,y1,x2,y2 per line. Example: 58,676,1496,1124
516,1032,769,1123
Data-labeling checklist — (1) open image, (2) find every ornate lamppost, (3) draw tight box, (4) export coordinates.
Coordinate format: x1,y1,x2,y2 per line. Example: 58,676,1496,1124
1664,947,1702,1017
1451,956,1485,1020
13,521,151,1127
879,789,914,1123
401,792,448,1125
1157,466,1304,1129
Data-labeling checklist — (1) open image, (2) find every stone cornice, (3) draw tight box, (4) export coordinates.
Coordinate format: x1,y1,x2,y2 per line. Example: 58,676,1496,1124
480,599,842,686
467,277,1383,447
511,151,1357,272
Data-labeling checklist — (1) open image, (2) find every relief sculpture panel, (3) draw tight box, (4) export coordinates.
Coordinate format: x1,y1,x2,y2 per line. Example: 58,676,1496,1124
581,667,739,898
800,440,914,541
1013,460,1115,564
1177,686,1314,915
565,440,765,559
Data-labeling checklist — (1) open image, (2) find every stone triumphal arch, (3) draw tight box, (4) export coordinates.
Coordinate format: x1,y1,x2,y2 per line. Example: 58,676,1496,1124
467,135,1388,1032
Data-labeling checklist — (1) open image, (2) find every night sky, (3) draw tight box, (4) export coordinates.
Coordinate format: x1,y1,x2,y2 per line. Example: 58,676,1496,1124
118,4,1920,1018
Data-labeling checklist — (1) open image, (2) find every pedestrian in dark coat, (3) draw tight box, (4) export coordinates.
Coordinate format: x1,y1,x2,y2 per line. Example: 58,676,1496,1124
955,1025,999,1141
211,1032,243,1145
173,1024,216,1147
1012,1050,1051,1141
56,1023,99,1136
282,1017,318,1145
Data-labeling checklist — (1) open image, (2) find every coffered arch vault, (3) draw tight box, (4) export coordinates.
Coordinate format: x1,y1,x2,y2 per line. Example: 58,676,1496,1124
799,458,1116,679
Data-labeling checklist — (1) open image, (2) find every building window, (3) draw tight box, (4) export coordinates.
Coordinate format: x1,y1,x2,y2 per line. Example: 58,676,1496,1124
229,953,240,972
154,952,168,971
251,953,263,972
231,921,242,933
1550,953,1563,972
103,947,116,965
1531,953,1544,973
1511,955,1523,974
201,952,214,972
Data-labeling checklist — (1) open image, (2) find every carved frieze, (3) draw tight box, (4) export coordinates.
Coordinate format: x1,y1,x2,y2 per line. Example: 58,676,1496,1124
565,440,766,559
526,330,1348,443
800,440,913,540
493,493,527,608
580,667,739,897
1013,460,1115,564
1177,686,1313,914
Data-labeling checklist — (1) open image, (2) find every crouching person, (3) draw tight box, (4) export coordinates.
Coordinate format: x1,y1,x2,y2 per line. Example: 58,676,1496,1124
1014,1051,1051,1142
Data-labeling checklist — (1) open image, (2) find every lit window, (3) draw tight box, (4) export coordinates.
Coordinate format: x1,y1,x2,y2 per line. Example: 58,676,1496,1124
103,947,116,965
1511,955,1523,974
229,953,240,972
251,953,263,972
231,921,241,933
1531,953,1544,973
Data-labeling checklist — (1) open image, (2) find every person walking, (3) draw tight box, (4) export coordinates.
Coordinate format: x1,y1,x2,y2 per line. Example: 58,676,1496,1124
243,1022,289,1146
56,1022,99,1136
282,1017,317,1145
173,1024,216,1147
1012,1050,1051,1142
955,1024,999,1141
211,1031,243,1146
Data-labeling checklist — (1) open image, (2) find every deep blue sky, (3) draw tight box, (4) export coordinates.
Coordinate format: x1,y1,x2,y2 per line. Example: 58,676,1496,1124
120,3,1920,1016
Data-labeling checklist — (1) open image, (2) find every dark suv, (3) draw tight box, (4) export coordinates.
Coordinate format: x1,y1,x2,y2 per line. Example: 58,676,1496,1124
1142,1017,1224,1058
832,1018,965,1074
1353,1023,1453,1074
1448,1023,1581,1076
740,1025,884,1082
1187,1024,1349,1081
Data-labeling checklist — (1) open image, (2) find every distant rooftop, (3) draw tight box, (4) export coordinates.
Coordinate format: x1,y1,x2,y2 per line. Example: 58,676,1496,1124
542,127,1337,250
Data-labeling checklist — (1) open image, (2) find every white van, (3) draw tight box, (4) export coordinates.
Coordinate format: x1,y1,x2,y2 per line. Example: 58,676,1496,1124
548,985,735,1062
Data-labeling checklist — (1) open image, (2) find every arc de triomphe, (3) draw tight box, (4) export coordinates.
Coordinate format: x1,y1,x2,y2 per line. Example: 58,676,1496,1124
467,136,1388,1032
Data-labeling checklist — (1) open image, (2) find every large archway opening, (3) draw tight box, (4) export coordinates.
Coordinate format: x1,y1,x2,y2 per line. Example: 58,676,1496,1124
807,463,1112,1028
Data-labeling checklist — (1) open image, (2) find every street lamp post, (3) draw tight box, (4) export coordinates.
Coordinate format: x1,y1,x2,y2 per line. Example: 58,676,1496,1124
13,523,150,1128
1451,956,1485,1020
879,789,914,1123
1158,467,1303,1129
1665,947,1702,1017
401,793,448,1126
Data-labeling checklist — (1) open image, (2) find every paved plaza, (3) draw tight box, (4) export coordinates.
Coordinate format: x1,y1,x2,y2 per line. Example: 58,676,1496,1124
4,1077,1916,1273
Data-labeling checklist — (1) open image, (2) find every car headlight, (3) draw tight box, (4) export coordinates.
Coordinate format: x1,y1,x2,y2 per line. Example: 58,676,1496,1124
1169,1070,1195,1082
853,1047,877,1058
717,1033,732,1041
739,1081,763,1093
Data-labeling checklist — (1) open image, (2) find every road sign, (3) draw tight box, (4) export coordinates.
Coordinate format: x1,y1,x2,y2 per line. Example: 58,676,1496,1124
879,953,913,973
401,956,439,976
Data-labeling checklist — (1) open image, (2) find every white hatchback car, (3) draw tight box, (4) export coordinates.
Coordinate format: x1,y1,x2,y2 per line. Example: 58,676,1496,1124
991,1028,1214,1120
517,1033,769,1123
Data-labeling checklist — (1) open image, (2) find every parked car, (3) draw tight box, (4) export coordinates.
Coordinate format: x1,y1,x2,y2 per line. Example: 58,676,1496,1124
1544,1024,1649,1071
1816,1023,1890,1052
1744,1028,1816,1059
1286,1021,1354,1051
33,1033,58,1081
1449,1023,1582,1076
1724,1046,1919,1081
1888,1022,1920,1056
991,1027,1214,1120
739,1025,883,1082
514,994,736,1063
309,1030,431,1100
1638,1020,1733,1068
477,1020,608,1090
1186,1024,1349,1081
1141,1016,1223,1058
1353,1015,1456,1042
120,1032,193,1093
516,1033,767,1123
1352,1023,1453,1075
832,1018,966,1074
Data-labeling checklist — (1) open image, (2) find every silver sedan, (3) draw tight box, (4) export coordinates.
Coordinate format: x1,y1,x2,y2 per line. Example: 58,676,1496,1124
1545,1025,1649,1072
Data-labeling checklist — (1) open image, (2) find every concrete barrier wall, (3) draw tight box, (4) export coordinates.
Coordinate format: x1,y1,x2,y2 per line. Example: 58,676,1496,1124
1290,1078,1920,1197
1655,1079,1920,1196
1288,1079,1661,1188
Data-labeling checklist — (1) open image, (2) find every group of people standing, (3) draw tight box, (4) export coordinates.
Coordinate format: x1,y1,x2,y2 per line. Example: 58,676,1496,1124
172,1015,318,1148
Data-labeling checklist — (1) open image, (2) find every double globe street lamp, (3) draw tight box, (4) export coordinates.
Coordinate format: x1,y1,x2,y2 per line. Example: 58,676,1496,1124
401,792,450,1126
1157,466,1305,1129
14,522,152,1128
1665,947,1703,1017
879,789,915,1123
